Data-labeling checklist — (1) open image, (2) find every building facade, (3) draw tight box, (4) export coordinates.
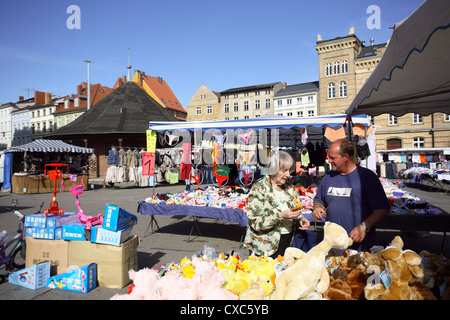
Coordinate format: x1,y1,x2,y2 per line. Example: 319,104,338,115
315,27,450,150
273,81,319,118
219,82,283,120
187,84,221,121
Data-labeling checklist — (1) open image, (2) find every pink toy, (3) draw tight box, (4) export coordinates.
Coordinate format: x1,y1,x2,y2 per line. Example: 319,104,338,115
111,257,238,300
68,174,103,229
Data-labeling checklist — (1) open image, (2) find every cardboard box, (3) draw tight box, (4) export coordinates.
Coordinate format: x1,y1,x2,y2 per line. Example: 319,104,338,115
47,263,97,293
90,226,133,246
69,235,139,289
26,237,70,275
26,227,62,240
9,261,51,290
103,204,137,231
62,223,89,241
24,212,78,229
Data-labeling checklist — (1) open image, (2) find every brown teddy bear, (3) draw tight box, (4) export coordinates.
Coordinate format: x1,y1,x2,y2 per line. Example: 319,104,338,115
364,236,424,300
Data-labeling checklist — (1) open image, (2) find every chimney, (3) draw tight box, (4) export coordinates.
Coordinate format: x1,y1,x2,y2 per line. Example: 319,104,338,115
137,70,143,86
370,37,374,46
18,96,24,101
45,92,52,105
34,91,45,104
77,84,82,95
283,81,287,89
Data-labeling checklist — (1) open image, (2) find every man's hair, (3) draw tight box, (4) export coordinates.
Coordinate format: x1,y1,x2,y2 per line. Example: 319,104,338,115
334,139,354,158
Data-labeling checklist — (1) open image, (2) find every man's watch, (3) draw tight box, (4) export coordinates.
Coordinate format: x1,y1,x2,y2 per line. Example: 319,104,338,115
360,222,369,233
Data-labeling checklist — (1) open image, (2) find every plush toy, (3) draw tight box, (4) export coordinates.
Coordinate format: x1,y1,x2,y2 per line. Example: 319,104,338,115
323,278,353,300
240,281,266,300
270,222,353,300
111,257,238,300
364,236,424,300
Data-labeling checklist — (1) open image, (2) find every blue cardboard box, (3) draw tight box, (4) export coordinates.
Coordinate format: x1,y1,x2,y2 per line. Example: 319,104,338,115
90,226,133,246
47,263,97,293
9,261,51,290
103,204,137,231
62,223,88,241
25,212,78,229
26,227,62,240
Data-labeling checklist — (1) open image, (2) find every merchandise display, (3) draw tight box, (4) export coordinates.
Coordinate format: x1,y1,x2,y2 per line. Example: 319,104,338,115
112,232,448,300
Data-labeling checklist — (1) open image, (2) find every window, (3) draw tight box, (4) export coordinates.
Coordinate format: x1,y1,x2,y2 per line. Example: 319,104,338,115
341,60,348,73
244,116,249,119
207,106,212,114
224,103,229,113
328,83,335,99
255,99,260,110
413,113,423,124
297,111,303,117
64,100,69,109
387,138,402,150
233,102,239,112
277,100,282,106
74,98,79,107
388,114,397,125
244,101,249,111
287,112,292,117
308,96,313,102
339,81,347,97
308,110,315,117
326,63,332,76
413,137,425,148
297,97,302,103
286,98,292,105
334,61,340,74
265,98,271,109
196,107,201,115
444,114,450,122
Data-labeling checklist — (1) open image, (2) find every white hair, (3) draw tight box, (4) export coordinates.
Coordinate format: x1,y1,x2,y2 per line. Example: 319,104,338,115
266,151,294,176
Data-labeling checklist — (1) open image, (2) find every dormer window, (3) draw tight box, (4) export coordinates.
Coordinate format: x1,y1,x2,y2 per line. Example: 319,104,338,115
74,97,79,107
64,100,69,109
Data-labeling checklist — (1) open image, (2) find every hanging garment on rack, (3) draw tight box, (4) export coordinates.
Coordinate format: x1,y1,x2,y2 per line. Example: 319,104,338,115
324,127,346,142
107,149,119,165
356,142,371,160
300,148,310,168
301,128,308,145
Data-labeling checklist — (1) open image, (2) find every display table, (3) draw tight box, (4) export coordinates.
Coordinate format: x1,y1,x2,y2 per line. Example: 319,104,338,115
138,201,248,241
11,174,89,194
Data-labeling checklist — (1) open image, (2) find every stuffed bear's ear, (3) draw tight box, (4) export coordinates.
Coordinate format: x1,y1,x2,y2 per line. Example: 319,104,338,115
325,221,330,226
348,237,353,247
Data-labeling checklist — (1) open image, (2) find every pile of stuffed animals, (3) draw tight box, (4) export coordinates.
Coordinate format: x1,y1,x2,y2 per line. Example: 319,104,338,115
111,222,449,300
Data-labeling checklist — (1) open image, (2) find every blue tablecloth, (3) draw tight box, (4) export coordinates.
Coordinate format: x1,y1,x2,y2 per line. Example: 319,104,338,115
137,201,248,227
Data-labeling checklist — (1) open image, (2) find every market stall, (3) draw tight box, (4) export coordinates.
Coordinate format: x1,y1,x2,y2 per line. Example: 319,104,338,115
2,139,94,193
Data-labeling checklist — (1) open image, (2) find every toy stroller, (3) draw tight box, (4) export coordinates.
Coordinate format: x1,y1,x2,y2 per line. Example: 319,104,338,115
44,163,69,217
68,174,103,229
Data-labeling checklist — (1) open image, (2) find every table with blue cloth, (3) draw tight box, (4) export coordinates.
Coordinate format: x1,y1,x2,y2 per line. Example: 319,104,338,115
137,201,248,242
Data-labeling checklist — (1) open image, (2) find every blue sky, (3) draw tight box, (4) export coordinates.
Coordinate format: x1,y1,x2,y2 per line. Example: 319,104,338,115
0,0,423,107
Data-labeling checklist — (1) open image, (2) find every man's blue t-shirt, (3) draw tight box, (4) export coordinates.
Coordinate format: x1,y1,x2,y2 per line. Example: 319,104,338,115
314,166,390,251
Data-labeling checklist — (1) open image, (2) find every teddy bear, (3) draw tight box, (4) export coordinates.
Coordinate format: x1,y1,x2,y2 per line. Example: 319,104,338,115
364,236,425,300
270,221,353,300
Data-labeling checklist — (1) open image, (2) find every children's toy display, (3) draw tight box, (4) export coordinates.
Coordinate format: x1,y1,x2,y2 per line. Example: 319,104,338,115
103,204,137,231
43,163,69,217
68,174,104,229
8,261,51,290
144,186,249,211
111,232,447,300
25,212,78,240
47,263,97,293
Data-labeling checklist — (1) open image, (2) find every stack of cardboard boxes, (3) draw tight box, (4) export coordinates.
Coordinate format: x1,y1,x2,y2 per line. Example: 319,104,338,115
12,204,139,292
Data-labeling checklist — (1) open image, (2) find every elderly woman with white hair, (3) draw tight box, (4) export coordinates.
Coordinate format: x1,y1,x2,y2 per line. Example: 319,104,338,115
244,151,310,258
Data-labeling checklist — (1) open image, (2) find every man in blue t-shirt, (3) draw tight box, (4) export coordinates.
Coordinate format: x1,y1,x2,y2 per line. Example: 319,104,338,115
313,139,390,251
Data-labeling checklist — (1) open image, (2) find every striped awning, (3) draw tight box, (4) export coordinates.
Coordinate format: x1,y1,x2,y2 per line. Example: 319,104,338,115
7,139,94,153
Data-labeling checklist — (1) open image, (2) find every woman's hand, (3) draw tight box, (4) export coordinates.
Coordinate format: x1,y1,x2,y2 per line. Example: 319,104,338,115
279,209,301,220
298,217,310,230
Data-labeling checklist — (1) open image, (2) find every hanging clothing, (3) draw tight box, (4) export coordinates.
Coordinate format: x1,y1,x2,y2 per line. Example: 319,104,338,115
107,149,119,165
324,127,346,142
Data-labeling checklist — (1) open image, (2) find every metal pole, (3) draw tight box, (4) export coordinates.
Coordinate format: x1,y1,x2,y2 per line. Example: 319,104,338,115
84,60,93,110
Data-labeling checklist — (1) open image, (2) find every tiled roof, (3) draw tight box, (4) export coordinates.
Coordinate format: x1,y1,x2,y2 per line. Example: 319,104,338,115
274,81,319,97
46,81,178,137
54,83,114,114
136,74,186,114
